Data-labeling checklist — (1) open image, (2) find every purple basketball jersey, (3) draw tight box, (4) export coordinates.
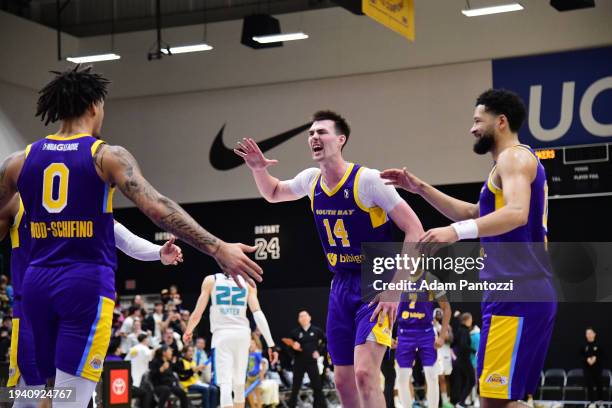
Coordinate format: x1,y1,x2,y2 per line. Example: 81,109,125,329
311,163,393,274
17,134,116,269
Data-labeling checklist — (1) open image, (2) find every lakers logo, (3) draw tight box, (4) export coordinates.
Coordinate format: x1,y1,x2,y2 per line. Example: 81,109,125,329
327,253,338,266
90,355,104,371
485,373,508,386
8,367,16,378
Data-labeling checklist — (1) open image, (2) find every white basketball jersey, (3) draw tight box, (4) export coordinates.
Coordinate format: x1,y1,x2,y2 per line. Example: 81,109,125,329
210,273,250,333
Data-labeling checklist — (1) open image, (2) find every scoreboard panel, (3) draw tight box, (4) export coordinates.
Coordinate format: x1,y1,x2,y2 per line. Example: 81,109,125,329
535,143,612,198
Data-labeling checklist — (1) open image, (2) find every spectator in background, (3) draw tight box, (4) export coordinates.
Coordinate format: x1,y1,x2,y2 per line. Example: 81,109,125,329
451,312,475,408
469,319,481,407
194,337,212,383
583,327,605,405
161,327,182,357
176,345,219,408
161,288,171,306
288,310,327,408
149,345,190,408
0,283,10,316
119,306,142,355
126,333,154,408
2,316,11,331
1,275,13,308
179,310,190,336
167,308,183,335
246,338,264,408
144,301,168,345
106,340,124,361
127,318,146,351
0,326,10,362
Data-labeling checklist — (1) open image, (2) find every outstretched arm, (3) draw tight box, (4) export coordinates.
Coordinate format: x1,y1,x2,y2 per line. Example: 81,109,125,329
234,138,301,203
381,167,479,222
418,147,536,247
183,275,214,344
96,144,262,286
113,221,183,265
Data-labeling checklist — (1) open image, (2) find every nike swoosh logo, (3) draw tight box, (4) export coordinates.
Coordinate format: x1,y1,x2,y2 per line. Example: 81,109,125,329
209,123,311,170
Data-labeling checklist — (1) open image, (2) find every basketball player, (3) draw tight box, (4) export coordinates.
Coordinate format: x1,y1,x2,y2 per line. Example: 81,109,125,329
433,308,454,408
234,110,424,407
381,89,557,408
182,272,277,408
0,66,262,407
395,274,450,408
0,193,183,398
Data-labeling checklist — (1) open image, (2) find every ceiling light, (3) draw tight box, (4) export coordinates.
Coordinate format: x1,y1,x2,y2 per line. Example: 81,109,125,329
252,32,309,44
461,2,524,17
160,43,213,55
66,53,121,63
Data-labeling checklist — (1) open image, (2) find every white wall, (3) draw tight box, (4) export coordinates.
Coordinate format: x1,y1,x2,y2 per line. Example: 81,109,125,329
1,1,610,206
0,81,46,158
105,60,492,207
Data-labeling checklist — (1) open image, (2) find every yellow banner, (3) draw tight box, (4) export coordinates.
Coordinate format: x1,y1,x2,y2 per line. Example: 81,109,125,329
362,0,415,41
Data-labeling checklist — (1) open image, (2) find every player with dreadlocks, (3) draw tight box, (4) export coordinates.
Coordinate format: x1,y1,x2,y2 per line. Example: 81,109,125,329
0,65,263,407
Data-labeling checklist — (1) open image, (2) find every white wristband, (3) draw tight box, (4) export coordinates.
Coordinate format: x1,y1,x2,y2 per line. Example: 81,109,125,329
451,219,479,240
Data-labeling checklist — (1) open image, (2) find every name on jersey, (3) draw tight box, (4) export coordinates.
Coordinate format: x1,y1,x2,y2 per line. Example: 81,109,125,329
218,307,241,316
315,209,355,216
30,221,94,239
42,142,80,152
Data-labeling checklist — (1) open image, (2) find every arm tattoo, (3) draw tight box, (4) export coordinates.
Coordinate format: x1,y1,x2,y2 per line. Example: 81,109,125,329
109,146,219,254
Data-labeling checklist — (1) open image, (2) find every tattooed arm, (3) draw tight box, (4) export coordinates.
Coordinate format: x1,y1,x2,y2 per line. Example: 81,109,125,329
94,144,263,286
0,151,25,212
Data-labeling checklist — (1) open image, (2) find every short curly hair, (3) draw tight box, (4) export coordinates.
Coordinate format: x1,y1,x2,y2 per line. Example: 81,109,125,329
476,89,526,133
312,110,351,150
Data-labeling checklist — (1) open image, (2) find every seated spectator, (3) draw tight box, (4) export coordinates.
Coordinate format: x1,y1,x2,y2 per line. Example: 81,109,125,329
126,333,154,408
175,345,219,408
161,327,182,357
127,318,145,351
149,345,190,408
194,337,212,383
0,327,10,362
143,301,167,344
106,340,124,361
119,306,142,355
259,358,281,407
246,339,264,408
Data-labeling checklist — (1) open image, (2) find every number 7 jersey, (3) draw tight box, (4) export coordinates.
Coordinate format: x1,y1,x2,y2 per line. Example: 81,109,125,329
210,273,249,332
17,134,116,269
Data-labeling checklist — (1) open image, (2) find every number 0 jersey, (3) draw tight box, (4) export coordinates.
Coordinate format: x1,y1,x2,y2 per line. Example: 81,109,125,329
17,134,116,269
209,273,249,333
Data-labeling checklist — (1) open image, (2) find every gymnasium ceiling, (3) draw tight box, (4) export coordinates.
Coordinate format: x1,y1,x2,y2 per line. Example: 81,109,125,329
1,0,336,37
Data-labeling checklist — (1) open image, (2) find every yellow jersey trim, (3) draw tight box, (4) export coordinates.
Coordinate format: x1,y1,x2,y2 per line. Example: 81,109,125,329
513,144,539,163
78,296,115,382
486,167,505,210
91,140,105,157
479,315,523,399
310,172,321,212
370,314,392,348
46,133,92,141
9,198,25,249
353,167,388,228
24,144,32,159
7,318,20,387
320,162,355,197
